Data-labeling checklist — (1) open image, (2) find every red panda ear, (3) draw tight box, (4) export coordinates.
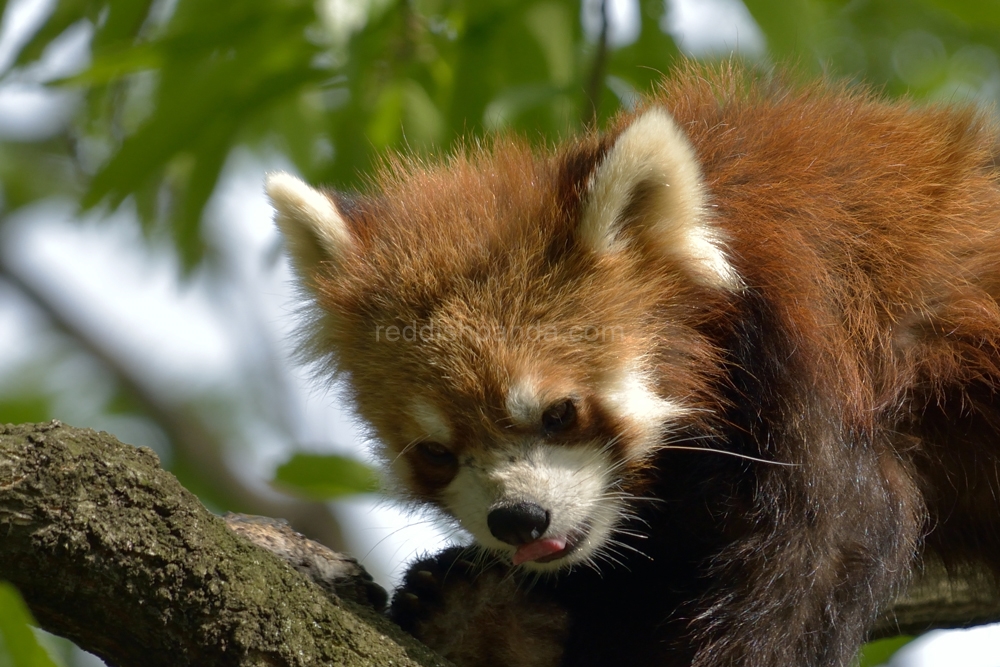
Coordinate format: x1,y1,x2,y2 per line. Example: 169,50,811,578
265,172,354,284
578,108,741,290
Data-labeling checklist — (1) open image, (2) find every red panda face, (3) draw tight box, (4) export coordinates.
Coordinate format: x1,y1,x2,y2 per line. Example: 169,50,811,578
396,365,691,570
267,107,737,571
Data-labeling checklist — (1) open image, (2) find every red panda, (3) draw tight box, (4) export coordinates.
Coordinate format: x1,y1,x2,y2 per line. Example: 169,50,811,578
265,62,1000,667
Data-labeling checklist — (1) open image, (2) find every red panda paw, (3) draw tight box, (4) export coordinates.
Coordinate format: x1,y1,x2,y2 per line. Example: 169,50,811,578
389,547,569,667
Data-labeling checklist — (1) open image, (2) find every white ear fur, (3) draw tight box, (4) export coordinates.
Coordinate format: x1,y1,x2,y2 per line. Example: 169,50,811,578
265,171,354,280
579,108,741,290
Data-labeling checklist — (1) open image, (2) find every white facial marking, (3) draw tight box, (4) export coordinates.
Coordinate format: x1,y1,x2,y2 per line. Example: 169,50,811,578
505,377,541,426
605,366,685,423
603,364,685,460
579,108,742,291
442,442,621,572
410,398,452,444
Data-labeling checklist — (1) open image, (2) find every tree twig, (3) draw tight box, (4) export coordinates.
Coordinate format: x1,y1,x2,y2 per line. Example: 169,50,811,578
585,0,610,127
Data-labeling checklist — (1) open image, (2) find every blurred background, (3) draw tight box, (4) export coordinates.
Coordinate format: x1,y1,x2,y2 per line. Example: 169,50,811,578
2,0,1000,665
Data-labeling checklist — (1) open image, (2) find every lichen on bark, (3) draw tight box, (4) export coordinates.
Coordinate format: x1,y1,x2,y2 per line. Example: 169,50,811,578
0,420,449,667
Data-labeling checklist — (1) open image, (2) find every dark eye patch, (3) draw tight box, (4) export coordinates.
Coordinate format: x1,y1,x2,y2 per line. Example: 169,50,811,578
416,441,457,467
542,399,577,434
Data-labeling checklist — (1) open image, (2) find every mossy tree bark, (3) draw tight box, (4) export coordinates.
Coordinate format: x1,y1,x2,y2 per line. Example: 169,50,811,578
0,421,448,667
0,421,998,666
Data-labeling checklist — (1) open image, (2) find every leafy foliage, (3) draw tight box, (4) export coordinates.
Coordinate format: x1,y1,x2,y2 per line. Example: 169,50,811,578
858,635,914,667
4,0,1000,266
274,452,380,499
0,582,58,667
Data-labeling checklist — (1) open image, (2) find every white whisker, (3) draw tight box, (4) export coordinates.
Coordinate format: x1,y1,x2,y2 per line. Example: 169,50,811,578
660,444,798,467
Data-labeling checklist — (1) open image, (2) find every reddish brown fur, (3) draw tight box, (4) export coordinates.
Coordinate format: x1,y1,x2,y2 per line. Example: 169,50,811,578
288,62,1000,666
313,138,728,493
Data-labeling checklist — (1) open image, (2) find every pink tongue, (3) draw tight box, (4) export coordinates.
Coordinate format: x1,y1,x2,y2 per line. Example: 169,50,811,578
512,537,567,565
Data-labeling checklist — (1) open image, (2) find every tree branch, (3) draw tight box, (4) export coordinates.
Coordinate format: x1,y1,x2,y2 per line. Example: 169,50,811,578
0,421,447,667
1,420,998,666
871,560,1000,639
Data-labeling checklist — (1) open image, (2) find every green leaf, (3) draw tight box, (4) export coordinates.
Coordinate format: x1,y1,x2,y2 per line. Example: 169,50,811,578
923,0,1000,28
858,635,913,667
743,0,825,68
525,2,574,87
483,82,563,131
92,0,157,51
273,453,380,499
0,395,51,426
12,0,93,68
172,117,237,269
0,582,59,667
60,43,163,85
365,81,406,149
0,141,78,211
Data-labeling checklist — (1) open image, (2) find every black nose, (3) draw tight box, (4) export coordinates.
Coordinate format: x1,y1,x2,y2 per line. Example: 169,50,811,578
487,501,551,546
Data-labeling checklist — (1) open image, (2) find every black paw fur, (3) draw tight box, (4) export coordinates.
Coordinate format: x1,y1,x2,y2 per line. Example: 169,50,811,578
388,545,482,632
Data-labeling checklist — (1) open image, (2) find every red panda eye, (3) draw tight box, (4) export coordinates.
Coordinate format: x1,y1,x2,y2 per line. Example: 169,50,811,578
542,399,577,433
416,441,457,466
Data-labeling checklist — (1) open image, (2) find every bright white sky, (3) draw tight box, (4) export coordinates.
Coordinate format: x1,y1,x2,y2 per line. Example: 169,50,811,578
0,1,997,665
